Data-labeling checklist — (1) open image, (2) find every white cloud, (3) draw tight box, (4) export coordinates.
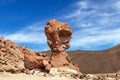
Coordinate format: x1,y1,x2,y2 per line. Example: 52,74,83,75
115,0,120,10
4,32,46,44
1,0,120,51
76,0,88,9
62,0,120,50
80,22,93,28
64,0,120,27
28,22,44,31
3,22,47,44
70,28,120,48
64,10,81,19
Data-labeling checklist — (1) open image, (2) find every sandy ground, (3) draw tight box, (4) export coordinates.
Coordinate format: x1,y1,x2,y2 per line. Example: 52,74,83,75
0,72,120,80
0,72,80,80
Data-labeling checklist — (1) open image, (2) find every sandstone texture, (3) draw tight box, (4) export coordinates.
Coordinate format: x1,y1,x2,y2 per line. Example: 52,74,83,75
0,19,82,80
0,37,24,72
45,19,80,72
22,19,80,74
21,46,50,71
45,19,72,53
0,19,120,80
0,19,80,76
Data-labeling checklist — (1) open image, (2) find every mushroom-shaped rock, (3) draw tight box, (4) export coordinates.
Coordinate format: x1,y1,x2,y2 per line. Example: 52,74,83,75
45,19,80,72
45,19,72,54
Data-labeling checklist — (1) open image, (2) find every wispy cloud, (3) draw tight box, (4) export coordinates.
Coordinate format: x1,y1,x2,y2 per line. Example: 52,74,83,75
71,28,120,48
76,0,88,9
115,0,120,10
1,0,120,51
28,22,45,31
4,32,46,44
63,0,120,50
3,22,47,45
64,0,120,27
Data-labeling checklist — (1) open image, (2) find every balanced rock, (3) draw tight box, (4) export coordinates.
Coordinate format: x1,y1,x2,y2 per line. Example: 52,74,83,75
45,19,72,54
45,19,80,72
0,19,81,75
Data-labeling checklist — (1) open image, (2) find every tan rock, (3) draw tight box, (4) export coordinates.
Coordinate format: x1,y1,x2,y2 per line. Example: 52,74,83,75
0,37,24,72
23,19,80,74
0,19,81,75
21,46,50,71
45,19,72,54
45,19,80,73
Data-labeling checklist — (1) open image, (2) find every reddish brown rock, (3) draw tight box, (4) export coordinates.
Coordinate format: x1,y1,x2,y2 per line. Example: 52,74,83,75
21,46,50,71
45,19,72,54
45,19,80,72
0,19,80,74
0,37,50,72
23,19,80,73
0,37,24,72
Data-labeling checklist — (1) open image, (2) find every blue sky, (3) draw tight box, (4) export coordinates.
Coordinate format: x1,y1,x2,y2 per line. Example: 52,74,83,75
0,0,120,52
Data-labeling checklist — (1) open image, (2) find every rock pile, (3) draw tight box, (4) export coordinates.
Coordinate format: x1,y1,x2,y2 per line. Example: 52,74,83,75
0,37,24,72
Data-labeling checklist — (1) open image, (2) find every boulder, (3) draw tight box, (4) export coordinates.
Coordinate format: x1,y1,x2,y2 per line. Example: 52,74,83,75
21,46,50,71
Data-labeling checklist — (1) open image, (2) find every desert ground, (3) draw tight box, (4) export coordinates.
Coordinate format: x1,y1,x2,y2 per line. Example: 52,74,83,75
0,72,120,80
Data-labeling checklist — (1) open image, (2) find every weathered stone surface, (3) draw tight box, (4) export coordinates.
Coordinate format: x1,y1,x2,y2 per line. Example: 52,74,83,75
0,19,80,75
45,19,80,72
23,19,80,73
45,19,72,54
49,67,79,76
0,37,24,72
21,46,50,71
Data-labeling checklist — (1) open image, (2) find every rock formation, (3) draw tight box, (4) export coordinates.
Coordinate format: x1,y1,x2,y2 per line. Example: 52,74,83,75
45,19,80,72
21,46,50,71
23,19,80,74
0,37,51,73
45,19,72,54
0,37,24,72
0,19,80,75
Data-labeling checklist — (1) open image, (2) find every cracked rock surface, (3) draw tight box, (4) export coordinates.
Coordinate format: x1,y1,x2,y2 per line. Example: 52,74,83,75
45,19,80,73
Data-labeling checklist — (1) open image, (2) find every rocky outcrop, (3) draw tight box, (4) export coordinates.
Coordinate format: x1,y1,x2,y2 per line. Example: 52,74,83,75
21,46,50,71
0,19,80,75
22,19,80,74
0,37,24,72
0,36,51,73
45,19,80,72
45,19,72,54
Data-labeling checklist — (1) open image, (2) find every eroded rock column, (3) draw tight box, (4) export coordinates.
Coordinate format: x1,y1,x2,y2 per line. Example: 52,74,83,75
45,19,80,71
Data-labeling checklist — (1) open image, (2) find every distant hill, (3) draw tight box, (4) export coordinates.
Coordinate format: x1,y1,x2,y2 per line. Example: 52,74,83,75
41,45,120,74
